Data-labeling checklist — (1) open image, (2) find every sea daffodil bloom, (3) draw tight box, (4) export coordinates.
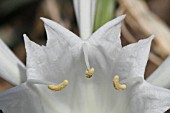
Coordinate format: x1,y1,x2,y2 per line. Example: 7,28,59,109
0,15,170,113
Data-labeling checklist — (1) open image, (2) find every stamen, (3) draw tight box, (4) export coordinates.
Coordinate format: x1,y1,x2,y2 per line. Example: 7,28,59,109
83,43,94,78
85,67,94,78
27,79,68,91
113,75,126,90
48,80,69,91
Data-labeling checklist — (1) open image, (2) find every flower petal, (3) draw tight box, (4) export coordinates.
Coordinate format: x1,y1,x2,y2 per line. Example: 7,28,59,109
89,15,125,44
85,15,126,65
23,34,86,113
0,83,43,113
0,38,26,85
129,81,170,113
40,17,81,47
23,34,43,80
113,35,154,80
24,33,82,81
73,0,97,39
147,55,170,88
23,29,87,113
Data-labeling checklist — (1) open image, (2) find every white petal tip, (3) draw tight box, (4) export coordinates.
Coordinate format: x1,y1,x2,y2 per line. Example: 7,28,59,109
40,17,59,30
23,34,31,54
23,34,27,38
120,14,126,19
40,17,47,22
110,15,126,27
40,17,53,25
23,34,30,42
145,35,155,43
116,14,126,22
149,34,156,40
40,17,54,27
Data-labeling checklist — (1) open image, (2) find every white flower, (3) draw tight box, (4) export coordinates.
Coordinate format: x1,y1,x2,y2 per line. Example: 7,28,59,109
0,0,170,113
0,15,170,113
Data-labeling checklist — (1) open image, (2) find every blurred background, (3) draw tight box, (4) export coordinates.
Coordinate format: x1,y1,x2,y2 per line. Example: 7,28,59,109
0,0,170,112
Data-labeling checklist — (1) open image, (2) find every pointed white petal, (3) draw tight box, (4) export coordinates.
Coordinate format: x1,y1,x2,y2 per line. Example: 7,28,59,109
85,15,125,64
90,15,125,42
24,33,83,84
113,35,154,80
147,55,170,88
24,34,50,80
0,38,26,85
0,83,43,113
88,15,126,50
23,34,41,54
40,17,81,47
24,34,49,81
23,34,41,66
73,0,97,40
129,81,170,113
23,29,86,113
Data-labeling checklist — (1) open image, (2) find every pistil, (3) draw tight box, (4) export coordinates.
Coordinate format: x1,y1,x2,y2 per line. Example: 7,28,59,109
83,43,94,78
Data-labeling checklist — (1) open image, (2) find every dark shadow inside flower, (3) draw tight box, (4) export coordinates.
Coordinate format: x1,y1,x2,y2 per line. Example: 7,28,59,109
165,108,170,113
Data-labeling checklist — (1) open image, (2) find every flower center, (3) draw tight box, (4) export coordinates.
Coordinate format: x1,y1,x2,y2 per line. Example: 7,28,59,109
27,79,68,91
83,43,94,78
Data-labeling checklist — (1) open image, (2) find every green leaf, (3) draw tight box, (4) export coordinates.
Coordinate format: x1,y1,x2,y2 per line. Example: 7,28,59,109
94,0,115,31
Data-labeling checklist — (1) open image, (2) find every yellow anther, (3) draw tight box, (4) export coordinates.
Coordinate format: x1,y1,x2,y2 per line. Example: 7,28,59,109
48,80,69,91
85,67,94,78
113,75,126,90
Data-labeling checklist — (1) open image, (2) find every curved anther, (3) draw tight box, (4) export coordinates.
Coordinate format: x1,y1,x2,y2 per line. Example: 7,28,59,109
48,80,69,91
113,75,126,90
83,43,94,78
85,67,94,78
27,79,68,91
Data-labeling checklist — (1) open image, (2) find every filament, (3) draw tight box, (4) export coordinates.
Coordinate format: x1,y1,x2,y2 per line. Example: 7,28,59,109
82,43,94,78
